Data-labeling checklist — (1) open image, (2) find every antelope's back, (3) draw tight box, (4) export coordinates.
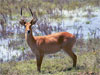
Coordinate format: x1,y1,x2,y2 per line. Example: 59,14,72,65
35,32,76,47
58,32,76,47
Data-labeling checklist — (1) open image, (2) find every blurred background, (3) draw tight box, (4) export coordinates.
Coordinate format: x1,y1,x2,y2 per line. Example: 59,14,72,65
0,0,100,75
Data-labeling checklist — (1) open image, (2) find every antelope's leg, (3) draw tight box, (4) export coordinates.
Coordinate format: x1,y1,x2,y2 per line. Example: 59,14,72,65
36,54,44,72
63,47,77,67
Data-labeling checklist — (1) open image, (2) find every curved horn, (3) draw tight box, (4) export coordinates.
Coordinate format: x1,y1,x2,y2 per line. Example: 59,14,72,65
29,7,33,17
21,7,23,16
29,7,37,25
29,7,37,20
20,7,26,25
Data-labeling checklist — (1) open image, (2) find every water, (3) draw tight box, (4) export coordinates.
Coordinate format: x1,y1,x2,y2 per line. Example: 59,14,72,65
0,6,100,61
62,6,100,38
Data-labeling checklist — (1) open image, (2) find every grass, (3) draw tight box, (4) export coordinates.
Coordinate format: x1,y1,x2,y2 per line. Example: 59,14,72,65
82,14,97,18
50,14,66,22
86,21,91,24
0,50,100,75
1,0,100,17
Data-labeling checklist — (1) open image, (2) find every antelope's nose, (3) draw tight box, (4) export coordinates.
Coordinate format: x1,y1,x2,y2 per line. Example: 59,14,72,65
27,30,30,34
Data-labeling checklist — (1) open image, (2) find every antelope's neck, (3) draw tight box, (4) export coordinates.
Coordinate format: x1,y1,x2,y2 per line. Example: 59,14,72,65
25,29,36,48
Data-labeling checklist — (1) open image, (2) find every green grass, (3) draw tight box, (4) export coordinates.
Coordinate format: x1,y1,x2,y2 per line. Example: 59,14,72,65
0,50,100,75
86,21,91,24
1,0,100,17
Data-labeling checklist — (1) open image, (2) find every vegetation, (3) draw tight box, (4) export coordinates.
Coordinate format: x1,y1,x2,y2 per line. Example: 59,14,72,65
0,0,100,75
0,0,100,18
0,50,100,75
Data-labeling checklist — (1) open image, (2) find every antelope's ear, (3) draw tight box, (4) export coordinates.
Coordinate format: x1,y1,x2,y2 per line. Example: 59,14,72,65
30,18,37,25
19,19,26,26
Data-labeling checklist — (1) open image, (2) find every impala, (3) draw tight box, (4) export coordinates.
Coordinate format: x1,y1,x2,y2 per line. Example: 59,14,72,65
19,8,77,72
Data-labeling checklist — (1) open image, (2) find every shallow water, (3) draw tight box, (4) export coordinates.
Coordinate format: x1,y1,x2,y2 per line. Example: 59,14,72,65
0,6,100,61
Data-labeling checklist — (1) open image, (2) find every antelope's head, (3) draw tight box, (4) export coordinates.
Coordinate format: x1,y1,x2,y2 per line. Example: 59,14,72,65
19,8,37,34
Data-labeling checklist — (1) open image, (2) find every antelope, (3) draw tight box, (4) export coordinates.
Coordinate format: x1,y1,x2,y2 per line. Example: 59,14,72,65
19,8,77,72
